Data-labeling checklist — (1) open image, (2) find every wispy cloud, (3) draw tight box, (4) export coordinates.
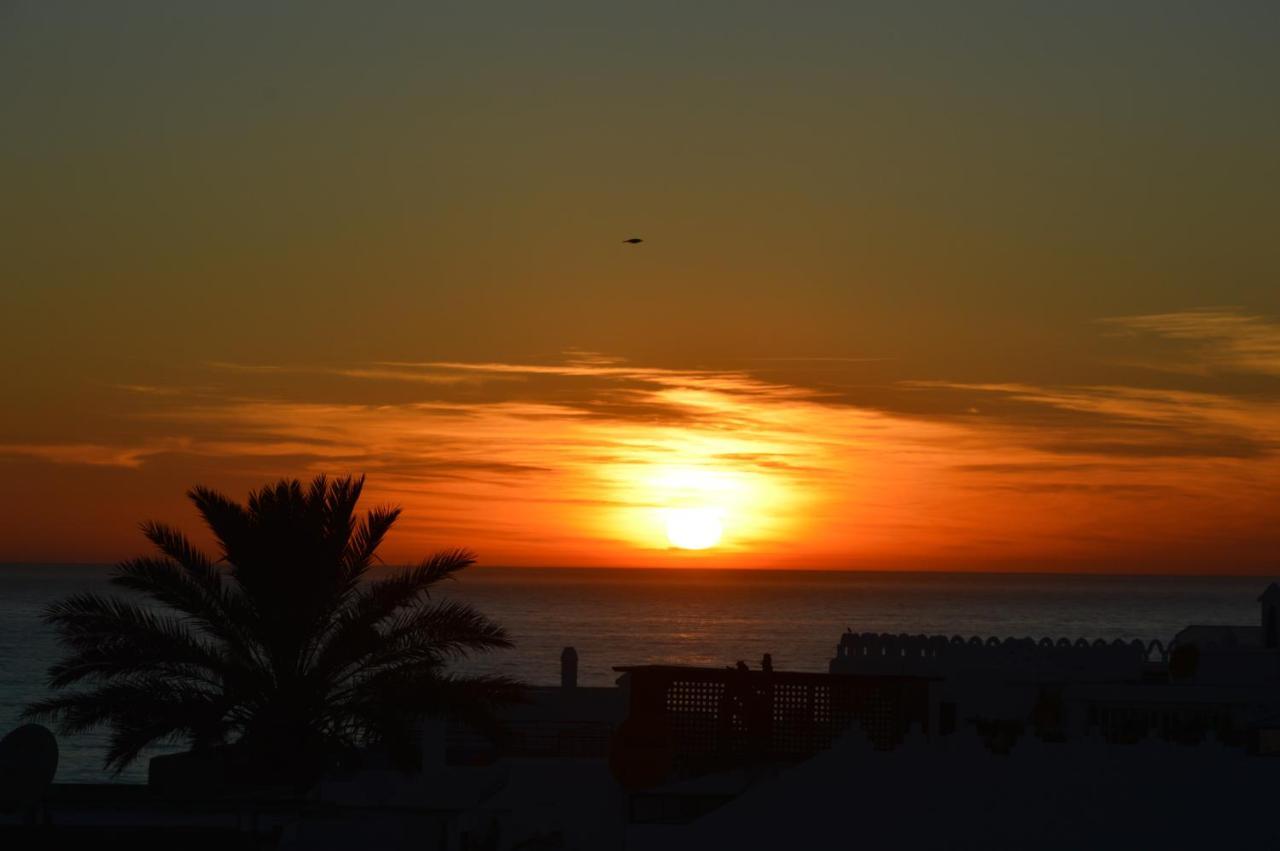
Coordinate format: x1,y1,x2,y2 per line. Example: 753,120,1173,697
205,361,290,373
908,380,1279,459
5,339,1279,569
1101,308,1280,376
0,441,182,468
109,383,189,396
331,367,515,386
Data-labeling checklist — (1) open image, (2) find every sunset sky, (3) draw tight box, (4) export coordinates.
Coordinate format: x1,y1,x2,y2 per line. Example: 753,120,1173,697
2,3,1278,571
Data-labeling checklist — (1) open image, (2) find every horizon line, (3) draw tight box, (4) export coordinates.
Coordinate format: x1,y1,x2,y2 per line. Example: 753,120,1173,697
1,561,1274,580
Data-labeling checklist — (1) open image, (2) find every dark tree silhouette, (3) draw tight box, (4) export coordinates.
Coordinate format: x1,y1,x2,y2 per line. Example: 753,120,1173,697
24,475,521,782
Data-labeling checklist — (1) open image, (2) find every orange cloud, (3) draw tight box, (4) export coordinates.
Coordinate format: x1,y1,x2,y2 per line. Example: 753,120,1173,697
3,322,1278,571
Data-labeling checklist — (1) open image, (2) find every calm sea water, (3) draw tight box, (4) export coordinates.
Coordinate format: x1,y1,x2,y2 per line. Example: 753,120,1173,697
0,565,1266,783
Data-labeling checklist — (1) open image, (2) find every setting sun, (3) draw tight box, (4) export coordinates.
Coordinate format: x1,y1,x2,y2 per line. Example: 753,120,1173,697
664,507,724,550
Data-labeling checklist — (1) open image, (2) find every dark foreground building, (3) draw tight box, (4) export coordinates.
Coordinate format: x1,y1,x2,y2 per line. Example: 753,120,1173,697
6,585,1280,848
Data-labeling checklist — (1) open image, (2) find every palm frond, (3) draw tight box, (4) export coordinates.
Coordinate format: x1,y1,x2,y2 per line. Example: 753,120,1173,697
382,599,513,659
139,521,215,574
26,678,231,772
188,485,251,562
103,686,230,774
110,557,264,668
46,593,206,652
306,551,482,681
371,548,477,606
41,593,242,689
342,505,401,580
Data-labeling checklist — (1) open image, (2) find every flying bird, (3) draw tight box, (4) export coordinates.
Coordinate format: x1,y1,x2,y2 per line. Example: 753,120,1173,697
622,237,644,244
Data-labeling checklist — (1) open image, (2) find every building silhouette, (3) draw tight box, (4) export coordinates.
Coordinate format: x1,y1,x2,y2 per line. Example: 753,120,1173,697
8,587,1280,848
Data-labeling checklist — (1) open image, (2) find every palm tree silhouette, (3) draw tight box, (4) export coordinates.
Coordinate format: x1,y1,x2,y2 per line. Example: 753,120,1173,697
24,475,521,783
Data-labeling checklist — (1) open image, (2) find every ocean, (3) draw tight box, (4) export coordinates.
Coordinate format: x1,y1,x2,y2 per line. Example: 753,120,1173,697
0,564,1266,783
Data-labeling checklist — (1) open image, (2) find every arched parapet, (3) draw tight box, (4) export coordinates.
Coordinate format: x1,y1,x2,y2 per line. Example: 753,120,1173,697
834,627,1165,679
1146,639,1167,662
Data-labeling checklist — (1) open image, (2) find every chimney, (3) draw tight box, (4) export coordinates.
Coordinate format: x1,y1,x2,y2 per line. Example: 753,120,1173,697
762,653,774,673
561,646,578,689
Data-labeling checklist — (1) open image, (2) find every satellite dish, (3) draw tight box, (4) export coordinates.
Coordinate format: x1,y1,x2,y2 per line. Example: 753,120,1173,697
0,724,58,815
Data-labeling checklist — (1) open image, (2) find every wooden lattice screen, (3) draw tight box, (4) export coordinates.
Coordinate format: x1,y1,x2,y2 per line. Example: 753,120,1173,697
616,665,932,772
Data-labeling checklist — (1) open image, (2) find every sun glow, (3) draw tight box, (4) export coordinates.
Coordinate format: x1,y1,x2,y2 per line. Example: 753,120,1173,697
595,420,810,557
645,466,742,552
664,507,724,550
